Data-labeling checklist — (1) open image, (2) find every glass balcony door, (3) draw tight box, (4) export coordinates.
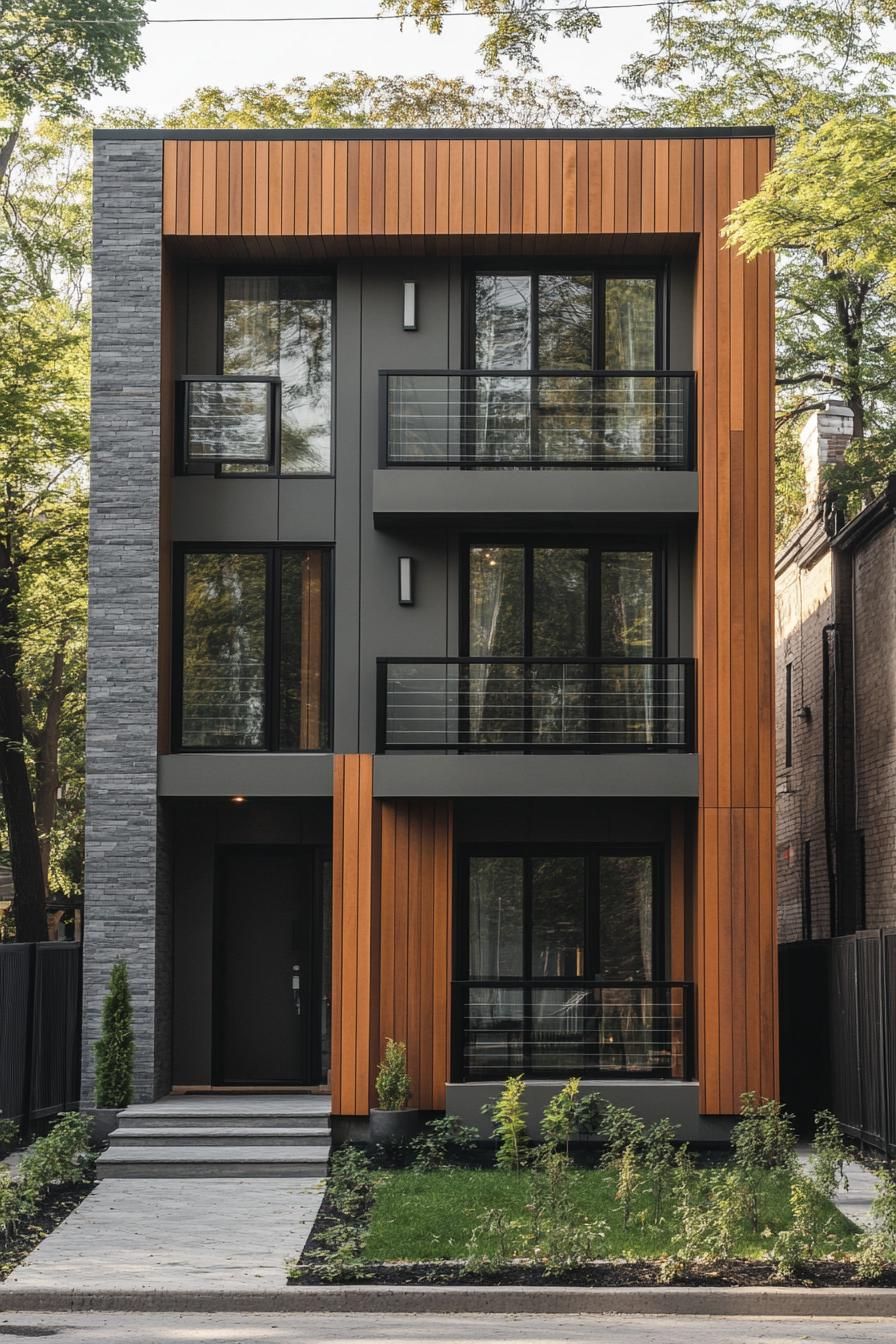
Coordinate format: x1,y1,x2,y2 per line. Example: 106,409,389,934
464,539,660,747
470,269,659,465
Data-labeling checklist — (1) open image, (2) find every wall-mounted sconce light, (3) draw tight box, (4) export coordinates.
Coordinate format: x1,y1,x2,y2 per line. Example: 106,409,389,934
398,556,415,606
403,281,417,331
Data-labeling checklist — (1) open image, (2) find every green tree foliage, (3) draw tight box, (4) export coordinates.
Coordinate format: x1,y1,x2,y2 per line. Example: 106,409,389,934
611,1,896,533
116,70,602,132
93,960,134,1109
380,1,601,71
0,5,148,941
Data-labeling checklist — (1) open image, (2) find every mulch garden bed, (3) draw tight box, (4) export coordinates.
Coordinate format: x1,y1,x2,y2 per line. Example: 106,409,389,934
0,1182,94,1283
289,1183,895,1289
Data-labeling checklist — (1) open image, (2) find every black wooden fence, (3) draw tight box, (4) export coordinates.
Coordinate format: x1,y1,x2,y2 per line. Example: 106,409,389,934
0,942,82,1133
779,930,896,1156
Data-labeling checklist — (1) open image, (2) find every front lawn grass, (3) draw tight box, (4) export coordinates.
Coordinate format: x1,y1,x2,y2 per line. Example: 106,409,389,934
364,1166,860,1263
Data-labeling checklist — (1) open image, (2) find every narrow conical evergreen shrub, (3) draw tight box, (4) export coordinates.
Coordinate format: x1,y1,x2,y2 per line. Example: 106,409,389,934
94,960,134,1109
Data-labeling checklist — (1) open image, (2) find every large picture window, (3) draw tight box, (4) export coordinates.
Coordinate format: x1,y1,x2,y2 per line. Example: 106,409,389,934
457,845,669,1079
175,547,331,751
219,275,333,476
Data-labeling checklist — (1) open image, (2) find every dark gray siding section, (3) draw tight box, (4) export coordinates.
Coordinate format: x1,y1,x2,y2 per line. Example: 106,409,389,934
83,138,168,1103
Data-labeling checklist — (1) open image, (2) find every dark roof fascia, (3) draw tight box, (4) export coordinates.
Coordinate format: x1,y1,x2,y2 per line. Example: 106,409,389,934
93,126,775,143
832,477,896,553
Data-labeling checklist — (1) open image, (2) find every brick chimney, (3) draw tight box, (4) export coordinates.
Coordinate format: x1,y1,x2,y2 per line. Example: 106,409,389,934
800,400,853,510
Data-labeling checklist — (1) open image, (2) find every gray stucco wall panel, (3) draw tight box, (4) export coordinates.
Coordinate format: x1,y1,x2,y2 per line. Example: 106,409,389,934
373,469,699,524
373,754,699,798
158,753,334,797
83,138,166,1102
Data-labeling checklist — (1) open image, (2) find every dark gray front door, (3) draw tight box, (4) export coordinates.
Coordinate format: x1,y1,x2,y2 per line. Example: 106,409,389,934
213,846,314,1085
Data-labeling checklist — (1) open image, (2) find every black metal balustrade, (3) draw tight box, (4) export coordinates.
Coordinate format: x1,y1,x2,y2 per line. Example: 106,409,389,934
380,370,695,468
451,979,694,1081
377,657,694,752
179,375,279,467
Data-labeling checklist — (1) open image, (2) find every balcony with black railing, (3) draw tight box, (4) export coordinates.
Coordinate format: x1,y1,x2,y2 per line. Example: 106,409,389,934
377,657,694,753
451,979,694,1081
380,370,695,470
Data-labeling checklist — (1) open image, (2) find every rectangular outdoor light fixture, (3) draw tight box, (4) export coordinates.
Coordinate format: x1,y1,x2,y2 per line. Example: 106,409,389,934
403,281,417,331
398,556,415,606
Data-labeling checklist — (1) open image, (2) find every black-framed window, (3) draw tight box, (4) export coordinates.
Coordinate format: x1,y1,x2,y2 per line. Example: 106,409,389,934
468,266,664,372
463,537,663,659
182,275,334,477
174,546,332,752
458,845,664,984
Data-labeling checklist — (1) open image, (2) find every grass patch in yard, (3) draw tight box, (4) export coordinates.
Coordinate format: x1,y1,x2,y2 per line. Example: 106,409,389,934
364,1166,860,1263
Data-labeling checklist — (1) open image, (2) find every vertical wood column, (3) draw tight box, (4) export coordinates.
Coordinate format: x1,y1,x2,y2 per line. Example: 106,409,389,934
379,800,453,1110
695,138,778,1114
331,755,379,1115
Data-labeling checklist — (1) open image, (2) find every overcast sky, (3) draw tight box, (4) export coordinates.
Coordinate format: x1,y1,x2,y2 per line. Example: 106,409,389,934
89,0,655,120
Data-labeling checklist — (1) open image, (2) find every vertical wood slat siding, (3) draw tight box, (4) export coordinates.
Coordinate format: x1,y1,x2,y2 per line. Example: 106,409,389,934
331,755,379,1116
378,801,453,1111
161,131,776,1116
695,136,777,1113
164,136,711,240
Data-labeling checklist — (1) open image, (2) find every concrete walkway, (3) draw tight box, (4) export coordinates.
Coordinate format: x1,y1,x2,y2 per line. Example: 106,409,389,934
1,1177,322,1294
1,1312,895,1342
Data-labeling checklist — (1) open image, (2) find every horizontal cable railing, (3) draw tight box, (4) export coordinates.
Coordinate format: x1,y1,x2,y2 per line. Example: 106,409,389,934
377,657,694,752
451,979,694,1081
180,375,278,467
380,370,695,469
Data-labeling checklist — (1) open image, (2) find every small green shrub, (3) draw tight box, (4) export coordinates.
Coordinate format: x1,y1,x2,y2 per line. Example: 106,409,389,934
374,1038,412,1111
809,1109,851,1199
485,1075,529,1173
0,1167,26,1245
614,1144,642,1230
464,1206,523,1272
659,1153,744,1281
599,1103,645,1167
539,1077,602,1156
327,1145,374,1217
290,1221,372,1283
856,1168,896,1282
93,960,134,1110
528,1149,606,1274
19,1112,93,1197
772,1173,836,1279
0,1114,18,1154
642,1116,679,1224
411,1115,479,1172
732,1092,797,1233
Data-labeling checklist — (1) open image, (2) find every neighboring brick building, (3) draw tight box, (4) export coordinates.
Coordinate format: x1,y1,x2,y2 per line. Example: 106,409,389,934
776,404,896,944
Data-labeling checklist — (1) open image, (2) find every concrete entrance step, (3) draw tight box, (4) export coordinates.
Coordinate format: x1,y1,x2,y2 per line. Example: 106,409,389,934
96,1144,331,1179
96,1094,332,1178
108,1125,331,1148
119,1097,330,1130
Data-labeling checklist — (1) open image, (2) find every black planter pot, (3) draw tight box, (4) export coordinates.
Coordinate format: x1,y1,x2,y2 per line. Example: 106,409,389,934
368,1108,421,1146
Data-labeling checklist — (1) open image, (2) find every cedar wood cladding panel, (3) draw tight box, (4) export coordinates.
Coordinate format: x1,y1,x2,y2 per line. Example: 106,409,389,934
331,756,453,1113
162,133,776,1116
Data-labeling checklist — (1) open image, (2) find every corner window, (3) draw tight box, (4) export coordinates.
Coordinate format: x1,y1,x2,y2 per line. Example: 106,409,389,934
175,547,331,751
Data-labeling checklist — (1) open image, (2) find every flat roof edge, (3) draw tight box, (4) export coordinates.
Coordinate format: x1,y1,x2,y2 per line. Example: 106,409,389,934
93,126,775,143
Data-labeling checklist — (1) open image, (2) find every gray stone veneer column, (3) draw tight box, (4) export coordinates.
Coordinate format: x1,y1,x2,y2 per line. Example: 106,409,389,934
82,136,169,1102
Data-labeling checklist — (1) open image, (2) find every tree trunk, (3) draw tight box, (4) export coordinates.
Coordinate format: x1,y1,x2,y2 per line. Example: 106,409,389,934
0,537,47,942
32,645,66,886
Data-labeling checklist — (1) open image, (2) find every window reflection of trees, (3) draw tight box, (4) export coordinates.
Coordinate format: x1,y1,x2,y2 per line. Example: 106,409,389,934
222,277,333,475
472,271,659,465
181,552,267,748
466,542,657,746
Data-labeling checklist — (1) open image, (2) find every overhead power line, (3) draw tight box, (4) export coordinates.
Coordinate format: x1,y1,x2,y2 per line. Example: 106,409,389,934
13,1,708,26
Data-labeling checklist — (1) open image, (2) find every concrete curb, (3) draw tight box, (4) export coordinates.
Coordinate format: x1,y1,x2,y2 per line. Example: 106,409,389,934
0,1284,895,1316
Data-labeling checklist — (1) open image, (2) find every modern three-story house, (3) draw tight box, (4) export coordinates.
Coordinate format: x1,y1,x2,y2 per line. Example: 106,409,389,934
84,127,776,1140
